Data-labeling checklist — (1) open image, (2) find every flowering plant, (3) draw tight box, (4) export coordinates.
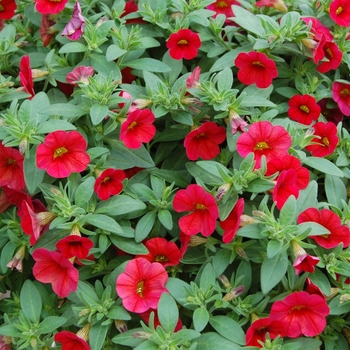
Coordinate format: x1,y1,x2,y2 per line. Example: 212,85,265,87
1,0,350,349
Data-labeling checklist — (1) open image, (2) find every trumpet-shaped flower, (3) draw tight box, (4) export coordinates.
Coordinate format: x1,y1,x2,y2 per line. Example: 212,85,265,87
54,331,90,350
0,0,16,19
94,168,125,200
329,0,350,27
19,55,35,99
56,235,94,259
287,94,321,125
166,29,201,60
34,0,69,14
332,81,350,116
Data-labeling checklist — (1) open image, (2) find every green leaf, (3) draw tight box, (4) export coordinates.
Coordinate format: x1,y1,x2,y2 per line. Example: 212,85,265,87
20,280,42,323
246,178,274,193
36,120,76,134
39,103,86,118
0,325,21,337
266,239,283,259
59,42,88,53
212,249,231,277
24,146,45,195
302,157,344,177
76,281,100,305
279,195,297,226
89,322,109,350
209,316,245,345
107,305,131,320
158,209,173,230
283,338,322,350
236,224,264,239
325,174,347,208
126,58,171,72
231,5,265,36
111,328,145,347
295,180,318,215
193,307,209,332
166,277,192,307
95,194,146,216
109,235,148,255
106,44,127,61
86,214,124,235
196,332,240,350
39,316,67,334
90,104,109,125
261,251,288,294
157,293,179,333
216,67,233,91
200,263,216,291
75,177,95,207
308,268,331,296
135,210,157,242
91,54,121,80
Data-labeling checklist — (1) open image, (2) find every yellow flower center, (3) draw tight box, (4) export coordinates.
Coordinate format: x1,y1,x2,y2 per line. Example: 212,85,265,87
128,121,138,130
254,141,269,151
326,48,333,58
300,105,310,113
196,203,207,210
102,176,110,183
336,6,343,15
340,88,350,96
178,39,188,45
322,137,330,146
6,158,15,165
136,280,145,297
0,5,4,11
54,147,68,159
155,254,169,262
49,0,62,2
217,0,228,8
252,61,265,67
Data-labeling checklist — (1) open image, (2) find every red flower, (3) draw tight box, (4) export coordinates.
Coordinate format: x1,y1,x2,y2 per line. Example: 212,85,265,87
136,237,181,267
54,331,90,350
245,317,286,348
1,186,31,208
121,67,136,84
36,130,90,178
298,207,350,249
139,309,183,332
56,235,94,259
0,143,25,190
329,0,350,27
292,241,320,275
61,1,85,41
332,81,350,116
34,0,69,14
40,15,57,47
236,121,292,169
270,291,330,338
317,41,342,73
166,29,201,60
32,248,79,298
173,184,219,237
255,0,287,12
120,109,156,149
121,0,145,25
0,0,16,20
206,0,240,23
94,168,125,200
234,51,278,88
66,66,94,85
116,258,168,313
318,98,344,125
305,277,326,300
19,55,35,99
220,198,244,244
287,94,321,125
184,122,226,161
301,17,333,42
305,121,339,157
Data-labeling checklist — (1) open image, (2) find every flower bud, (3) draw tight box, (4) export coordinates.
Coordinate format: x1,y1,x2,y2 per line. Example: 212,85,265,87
31,69,49,79
132,331,152,339
218,274,232,289
223,285,245,301
115,320,128,333
189,235,207,247
6,246,26,273
76,323,91,341
216,183,231,201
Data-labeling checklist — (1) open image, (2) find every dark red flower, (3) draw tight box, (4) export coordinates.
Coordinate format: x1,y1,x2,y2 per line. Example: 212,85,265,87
56,235,94,259
234,51,278,88
236,121,292,169
139,309,183,332
40,14,57,47
317,41,342,73
36,130,90,178
318,98,344,125
34,0,69,14
255,0,287,12
94,168,125,200
292,241,320,275
220,198,244,244
184,122,226,161
207,0,240,23
116,258,168,313
0,143,25,190
121,67,136,84
124,166,144,179
329,0,350,27
332,81,350,116
33,248,79,298
166,29,201,60
19,55,35,99
246,317,286,348
270,291,330,338
305,121,339,157
136,237,181,267
54,331,90,350
121,0,145,24
173,184,219,237
287,94,321,125
298,207,350,249
0,0,17,20
120,109,156,149
1,186,31,209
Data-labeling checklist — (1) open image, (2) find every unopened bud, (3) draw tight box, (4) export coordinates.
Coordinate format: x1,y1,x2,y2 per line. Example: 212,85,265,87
6,246,26,273
251,312,259,322
76,323,91,341
239,214,258,227
218,275,232,289
133,99,152,109
70,224,81,237
235,246,247,259
189,235,207,247
216,183,231,201
78,308,91,317
115,320,128,333
252,210,266,219
96,16,108,28
326,288,339,300
223,285,245,301
132,331,152,339
301,38,318,50
340,293,350,304
50,187,63,197
31,69,49,79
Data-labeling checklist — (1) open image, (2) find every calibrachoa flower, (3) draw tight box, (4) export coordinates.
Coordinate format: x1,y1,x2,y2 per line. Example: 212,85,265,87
255,0,287,12
329,0,350,27
317,41,342,73
62,1,85,41
66,66,94,85
332,81,350,116
36,130,90,178
0,0,16,19
136,237,181,267
173,184,219,237
120,108,156,149
94,168,125,200
298,207,350,249
302,17,333,41
34,0,69,15
269,291,330,338
32,248,79,298
305,121,339,157
292,241,320,275
166,29,201,60
116,257,168,313
287,94,321,125
236,121,292,169
234,51,278,88
54,328,91,350
206,0,240,23
184,122,226,161
318,98,344,125
19,55,35,99
272,169,300,209
56,235,94,259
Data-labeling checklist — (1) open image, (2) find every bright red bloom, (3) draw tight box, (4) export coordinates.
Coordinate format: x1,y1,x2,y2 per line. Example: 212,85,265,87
270,291,330,338
61,1,85,41
255,0,287,12
305,277,326,300
235,51,278,88
116,258,168,313
298,207,350,249
220,198,244,244
317,41,342,73
245,317,286,348
310,34,326,65
94,168,125,200
139,308,183,332
166,29,201,60
121,0,145,24
1,186,31,209
136,237,181,267
302,17,333,42
54,331,90,350
184,122,226,161
173,184,219,237
66,66,94,85
292,241,320,275
56,235,94,259
318,98,344,125
0,0,17,20
273,169,300,210
236,121,292,169
40,14,57,47
34,0,69,15
207,0,240,23
0,143,25,190
305,121,339,157
332,81,350,116
120,109,156,149
36,130,90,178
330,0,350,27
19,55,35,99
33,248,79,298
287,94,321,125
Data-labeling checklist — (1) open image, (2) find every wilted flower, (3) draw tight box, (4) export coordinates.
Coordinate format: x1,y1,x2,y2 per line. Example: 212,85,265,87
62,2,85,41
